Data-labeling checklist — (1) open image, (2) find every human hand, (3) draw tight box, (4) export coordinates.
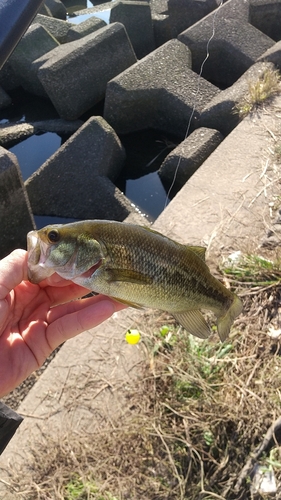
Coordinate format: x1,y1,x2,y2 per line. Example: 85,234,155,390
0,249,126,397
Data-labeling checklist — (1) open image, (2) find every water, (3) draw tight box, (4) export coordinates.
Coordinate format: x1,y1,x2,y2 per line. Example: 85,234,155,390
125,173,168,221
116,129,177,220
10,133,62,181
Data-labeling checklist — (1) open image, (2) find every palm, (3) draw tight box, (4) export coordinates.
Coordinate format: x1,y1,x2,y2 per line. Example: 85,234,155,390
0,250,125,397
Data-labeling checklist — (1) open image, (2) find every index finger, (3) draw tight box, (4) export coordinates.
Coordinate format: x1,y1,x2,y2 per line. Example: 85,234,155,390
0,249,28,299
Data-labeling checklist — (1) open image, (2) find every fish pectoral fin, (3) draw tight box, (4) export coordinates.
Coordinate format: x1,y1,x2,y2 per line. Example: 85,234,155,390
173,310,211,339
112,297,143,309
108,268,153,285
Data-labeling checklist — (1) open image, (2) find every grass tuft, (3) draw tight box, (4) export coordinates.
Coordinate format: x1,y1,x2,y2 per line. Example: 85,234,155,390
235,68,281,118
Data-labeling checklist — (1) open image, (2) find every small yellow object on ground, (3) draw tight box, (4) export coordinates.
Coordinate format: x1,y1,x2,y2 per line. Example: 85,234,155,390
125,329,141,344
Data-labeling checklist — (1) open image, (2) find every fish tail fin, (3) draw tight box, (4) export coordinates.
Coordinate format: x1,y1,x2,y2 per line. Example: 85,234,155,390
217,294,243,342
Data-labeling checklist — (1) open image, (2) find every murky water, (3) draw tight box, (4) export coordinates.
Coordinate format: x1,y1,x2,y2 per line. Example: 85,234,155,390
116,130,176,219
10,133,62,181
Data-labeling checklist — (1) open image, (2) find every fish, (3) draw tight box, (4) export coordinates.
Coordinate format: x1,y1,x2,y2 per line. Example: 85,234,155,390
27,220,242,341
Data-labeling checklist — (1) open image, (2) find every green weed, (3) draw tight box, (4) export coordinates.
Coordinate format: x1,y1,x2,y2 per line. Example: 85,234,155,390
221,253,281,288
65,474,119,500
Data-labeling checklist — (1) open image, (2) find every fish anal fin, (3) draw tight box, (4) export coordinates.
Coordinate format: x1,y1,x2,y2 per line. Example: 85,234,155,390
108,268,153,285
187,246,206,261
173,310,211,339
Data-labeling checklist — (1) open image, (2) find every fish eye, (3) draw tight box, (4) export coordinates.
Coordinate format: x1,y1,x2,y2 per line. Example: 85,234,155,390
47,229,60,243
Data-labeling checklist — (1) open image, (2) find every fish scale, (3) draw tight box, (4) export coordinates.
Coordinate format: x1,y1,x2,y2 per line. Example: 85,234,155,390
27,219,242,341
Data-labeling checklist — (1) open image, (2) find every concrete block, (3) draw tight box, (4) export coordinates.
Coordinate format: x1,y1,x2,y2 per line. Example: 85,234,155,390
25,117,129,219
249,0,281,42
0,86,11,110
37,23,137,119
257,40,281,68
0,147,35,258
38,0,67,19
0,123,34,146
178,6,274,87
110,1,155,58
8,23,59,98
63,0,87,13
152,13,173,47
158,127,223,192
71,2,116,20
66,16,106,42
199,61,275,136
32,14,73,43
150,0,169,12
104,39,219,138
0,62,21,92
167,0,218,38
0,119,83,147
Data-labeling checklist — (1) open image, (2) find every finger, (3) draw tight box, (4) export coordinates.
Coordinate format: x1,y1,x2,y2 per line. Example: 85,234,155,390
39,273,74,287
0,249,27,299
46,299,125,350
44,282,96,307
46,294,117,323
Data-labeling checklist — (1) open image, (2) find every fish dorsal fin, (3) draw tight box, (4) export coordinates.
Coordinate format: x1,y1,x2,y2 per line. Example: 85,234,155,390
187,246,206,261
173,310,211,339
141,225,169,238
141,226,207,261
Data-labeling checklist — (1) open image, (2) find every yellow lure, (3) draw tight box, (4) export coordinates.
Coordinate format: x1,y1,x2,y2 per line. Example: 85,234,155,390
125,329,141,344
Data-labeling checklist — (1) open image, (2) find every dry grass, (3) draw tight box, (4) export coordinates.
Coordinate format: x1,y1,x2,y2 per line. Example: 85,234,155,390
235,68,281,118
3,252,281,500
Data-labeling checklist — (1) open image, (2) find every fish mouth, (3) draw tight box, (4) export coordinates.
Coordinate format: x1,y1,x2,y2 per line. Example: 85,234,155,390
27,231,40,263
27,230,56,283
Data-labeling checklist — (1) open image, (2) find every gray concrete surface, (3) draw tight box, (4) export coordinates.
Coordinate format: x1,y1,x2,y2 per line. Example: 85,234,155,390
66,15,106,42
199,60,276,136
155,95,281,261
32,13,74,44
178,14,274,88
37,23,137,119
103,39,219,138
0,86,11,110
25,116,139,221
8,23,59,98
0,148,35,259
158,127,223,191
110,0,155,58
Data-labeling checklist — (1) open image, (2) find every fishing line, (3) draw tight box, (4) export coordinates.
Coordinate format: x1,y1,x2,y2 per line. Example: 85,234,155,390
164,0,223,208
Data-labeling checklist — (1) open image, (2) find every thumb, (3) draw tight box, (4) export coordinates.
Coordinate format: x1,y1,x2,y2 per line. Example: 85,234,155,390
0,249,28,299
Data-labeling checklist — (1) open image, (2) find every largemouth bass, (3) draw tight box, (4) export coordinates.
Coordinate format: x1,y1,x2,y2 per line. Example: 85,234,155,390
27,220,242,341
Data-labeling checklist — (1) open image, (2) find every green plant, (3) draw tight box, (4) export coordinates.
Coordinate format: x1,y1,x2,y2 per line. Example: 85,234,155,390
65,474,119,500
221,253,281,289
